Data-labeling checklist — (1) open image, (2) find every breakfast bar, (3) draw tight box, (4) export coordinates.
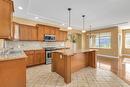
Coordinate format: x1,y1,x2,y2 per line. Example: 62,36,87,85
52,49,97,83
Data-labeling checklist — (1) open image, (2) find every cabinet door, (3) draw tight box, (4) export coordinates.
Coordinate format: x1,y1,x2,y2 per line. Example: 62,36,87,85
50,27,56,35
19,24,37,41
55,29,60,41
19,24,29,40
0,0,13,39
30,26,37,41
25,51,34,66
35,50,45,64
44,26,50,35
40,49,45,64
34,50,40,65
63,31,67,41
37,25,45,41
59,31,64,41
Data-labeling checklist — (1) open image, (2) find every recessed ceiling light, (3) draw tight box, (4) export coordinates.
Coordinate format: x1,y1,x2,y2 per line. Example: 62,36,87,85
18,6,23,10
35,17,39,19
62,24,65,25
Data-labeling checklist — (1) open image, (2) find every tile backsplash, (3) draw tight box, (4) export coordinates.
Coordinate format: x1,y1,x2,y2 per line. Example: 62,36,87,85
0,39,4,49
5,40,66,50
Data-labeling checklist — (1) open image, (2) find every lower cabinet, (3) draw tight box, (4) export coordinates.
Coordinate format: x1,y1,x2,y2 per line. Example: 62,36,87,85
25,51,34,66
25,49,45,67
35,50,45,64
0,58,26,87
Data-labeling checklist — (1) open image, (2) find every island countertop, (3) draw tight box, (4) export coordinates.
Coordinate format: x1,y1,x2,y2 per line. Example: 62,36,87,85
52,49,97,83
52,49,97,56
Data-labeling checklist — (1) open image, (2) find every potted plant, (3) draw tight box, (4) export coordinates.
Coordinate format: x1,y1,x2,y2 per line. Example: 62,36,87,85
69,34,77,50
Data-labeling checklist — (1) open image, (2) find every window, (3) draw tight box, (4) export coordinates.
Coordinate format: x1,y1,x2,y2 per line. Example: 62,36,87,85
95,34,100,48
89,34,99,48
99,33,111,48
89,32,111,48
125,33,130,48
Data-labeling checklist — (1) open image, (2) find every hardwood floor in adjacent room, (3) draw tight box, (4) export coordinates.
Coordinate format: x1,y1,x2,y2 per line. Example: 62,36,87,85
26,64,129,87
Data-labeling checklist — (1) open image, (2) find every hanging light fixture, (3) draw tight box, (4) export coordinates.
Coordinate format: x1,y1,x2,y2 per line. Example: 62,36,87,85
67,8,72,30
82,15,86,33
86,25,95,38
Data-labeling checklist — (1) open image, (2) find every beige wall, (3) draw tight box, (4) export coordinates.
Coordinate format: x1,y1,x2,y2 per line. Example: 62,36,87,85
82,27,119,56
75,33,82,49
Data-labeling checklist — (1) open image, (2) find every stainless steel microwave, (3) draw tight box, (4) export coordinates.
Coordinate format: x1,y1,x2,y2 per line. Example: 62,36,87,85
44,35,56,42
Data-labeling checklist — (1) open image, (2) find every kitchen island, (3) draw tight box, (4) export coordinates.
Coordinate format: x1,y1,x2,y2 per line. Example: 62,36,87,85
52,49,97,83
0,50,27,87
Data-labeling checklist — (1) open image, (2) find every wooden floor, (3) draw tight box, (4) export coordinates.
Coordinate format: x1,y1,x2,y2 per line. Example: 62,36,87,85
97,57,130,85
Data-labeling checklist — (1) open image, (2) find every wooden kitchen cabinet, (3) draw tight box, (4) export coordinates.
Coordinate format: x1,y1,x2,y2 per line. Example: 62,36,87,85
29,26,37,41
63,31,67,41
0,58,26,87
44,26,51,35
0,0,14,39
17,23,67,41
37,24,59,41
19,24,29,40
25,49,45,67
58,31,67,41
55,29,60,41
25,51,34,66
19,24,37,41
59,31,64,41
37,24,45,41
50,27,56,35
35,50,45,64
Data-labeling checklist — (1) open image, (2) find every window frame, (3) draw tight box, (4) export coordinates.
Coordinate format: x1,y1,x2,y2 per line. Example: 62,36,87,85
125,32,130,49
89,32,112,49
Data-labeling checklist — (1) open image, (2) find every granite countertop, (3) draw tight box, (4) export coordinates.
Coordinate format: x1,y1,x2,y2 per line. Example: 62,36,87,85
52,49,97,56
0,50,27,62
23,48,43,51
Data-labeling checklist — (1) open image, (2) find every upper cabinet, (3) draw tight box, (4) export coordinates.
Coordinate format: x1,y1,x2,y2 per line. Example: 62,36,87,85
13,23,38,41
36,24,45,41
30,26,37,41
19,24,37,41
13,23,67,41
62,31,67,41
58,31,67,41
37,24,67,41
0,0,14,39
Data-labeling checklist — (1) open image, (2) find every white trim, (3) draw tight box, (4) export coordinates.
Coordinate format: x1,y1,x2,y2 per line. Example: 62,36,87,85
97,54,119,59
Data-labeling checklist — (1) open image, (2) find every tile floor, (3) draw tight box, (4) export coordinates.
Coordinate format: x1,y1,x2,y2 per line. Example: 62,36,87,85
27,64,130,87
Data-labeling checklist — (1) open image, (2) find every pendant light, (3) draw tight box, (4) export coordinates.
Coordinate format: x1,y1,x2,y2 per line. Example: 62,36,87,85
67,8,72,30
86,25,95,38
82,15,86,33
89,25,92,38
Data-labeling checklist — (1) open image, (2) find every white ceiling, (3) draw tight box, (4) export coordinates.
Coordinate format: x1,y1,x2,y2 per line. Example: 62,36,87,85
13,0,130,30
